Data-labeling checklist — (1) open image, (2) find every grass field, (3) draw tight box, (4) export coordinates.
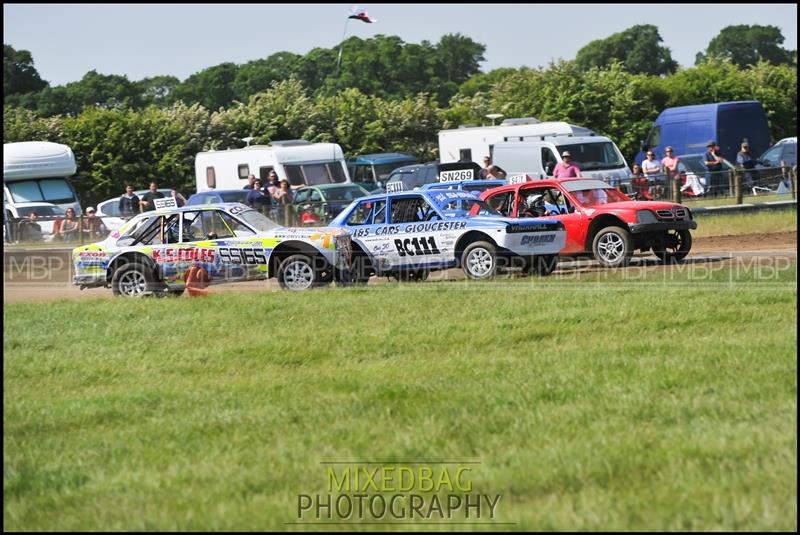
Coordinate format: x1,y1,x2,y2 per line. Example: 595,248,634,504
692,208,796,238
4,264,797,531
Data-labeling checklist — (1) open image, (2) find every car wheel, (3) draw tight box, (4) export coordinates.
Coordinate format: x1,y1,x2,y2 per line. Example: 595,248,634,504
592,226,633,268
277,254,317,291
526,254,558,276
349,253,373,285
461,241,498,280
111,262,155,297
652,229,692,264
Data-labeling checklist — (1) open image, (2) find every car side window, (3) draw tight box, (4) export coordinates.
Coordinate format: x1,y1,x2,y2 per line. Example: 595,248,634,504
202,210,236,239
346,199,386,226
310,190,322,202
294,189,309,204
390,197,438,223
487,192,515,217
219,211,255,237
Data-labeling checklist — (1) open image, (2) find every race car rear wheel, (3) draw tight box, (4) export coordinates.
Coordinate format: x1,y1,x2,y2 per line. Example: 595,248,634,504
592,226,633,268
526,255,558,276
111,262,155,297
461,241,498,280
277,254,317,291
652,229,692,264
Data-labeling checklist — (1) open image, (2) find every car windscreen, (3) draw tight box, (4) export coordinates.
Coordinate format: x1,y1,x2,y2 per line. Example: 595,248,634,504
321,185,368,201
236,208,280,231
375,162,416,180
220,191,250,203
570,187,630,206
17,205,66,217
556,142,625,171
7,178,76,204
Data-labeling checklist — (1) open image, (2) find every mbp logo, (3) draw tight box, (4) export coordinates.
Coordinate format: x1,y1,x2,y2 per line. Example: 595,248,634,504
5,252,70,283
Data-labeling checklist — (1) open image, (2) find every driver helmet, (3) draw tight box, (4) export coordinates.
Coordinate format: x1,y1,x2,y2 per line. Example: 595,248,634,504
524,193,545,213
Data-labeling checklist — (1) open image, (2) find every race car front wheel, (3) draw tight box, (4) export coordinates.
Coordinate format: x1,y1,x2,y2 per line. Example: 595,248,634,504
111,262,155,297
277,254,317,291
592,226,633,268
461,241,498,280
652,229,692,264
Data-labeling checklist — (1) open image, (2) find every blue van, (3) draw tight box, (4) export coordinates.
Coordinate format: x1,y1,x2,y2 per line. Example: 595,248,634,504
636,101,771,165
346,153,419,192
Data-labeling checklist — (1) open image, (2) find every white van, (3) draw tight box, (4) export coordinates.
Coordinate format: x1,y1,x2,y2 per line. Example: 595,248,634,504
438,118,632,183
195,140,351,192
3,141,82,215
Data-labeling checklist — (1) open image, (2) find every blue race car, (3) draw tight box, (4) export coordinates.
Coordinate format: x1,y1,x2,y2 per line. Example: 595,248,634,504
328,190,566,282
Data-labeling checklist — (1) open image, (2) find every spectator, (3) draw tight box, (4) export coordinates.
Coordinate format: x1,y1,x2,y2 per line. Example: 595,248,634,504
552,151,581,179
661,146,679,179
118,185,140,217
703,140,724,193
58,208,80,242
631,164,653,201
170,186,187,207
735,141,758,189
246,180,269,209
82,207,108,240
266,170,280,196
486,165,506,179
272,178,293,204
139,182,165,212
18,212,43,242
479,156,492,179
243,174,257,190
641,150,663,199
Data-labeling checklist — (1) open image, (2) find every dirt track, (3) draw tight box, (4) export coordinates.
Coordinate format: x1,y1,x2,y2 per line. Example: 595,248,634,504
4,231,796,304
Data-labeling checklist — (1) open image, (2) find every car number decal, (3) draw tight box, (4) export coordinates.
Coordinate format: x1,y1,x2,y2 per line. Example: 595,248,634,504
218,247,268,264
394,236,441,257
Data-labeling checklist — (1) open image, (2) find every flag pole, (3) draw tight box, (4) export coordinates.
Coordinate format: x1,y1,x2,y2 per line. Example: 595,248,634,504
332,17,350,156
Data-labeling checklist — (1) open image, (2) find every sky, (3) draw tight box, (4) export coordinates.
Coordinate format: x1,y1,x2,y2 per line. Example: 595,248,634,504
3,3,798,86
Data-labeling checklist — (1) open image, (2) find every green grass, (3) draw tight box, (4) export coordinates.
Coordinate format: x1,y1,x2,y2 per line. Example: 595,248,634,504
4,266,797,531
693,208,797,238
681,192,794,208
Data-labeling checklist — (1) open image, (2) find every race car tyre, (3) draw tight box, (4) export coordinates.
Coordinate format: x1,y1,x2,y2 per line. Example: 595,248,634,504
111,262,156,297
652,229,692,264
461,241,498,280
277,254,318,291
592,226,633,268
526,254,558,276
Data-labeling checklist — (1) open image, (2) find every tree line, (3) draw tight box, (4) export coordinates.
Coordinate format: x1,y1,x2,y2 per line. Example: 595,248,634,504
3,24,796,207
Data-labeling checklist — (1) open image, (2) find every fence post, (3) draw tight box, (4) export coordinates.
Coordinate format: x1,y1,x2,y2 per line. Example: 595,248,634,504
789,164,796,200
733,168,743,204
667,168,680,204
78,215,85,245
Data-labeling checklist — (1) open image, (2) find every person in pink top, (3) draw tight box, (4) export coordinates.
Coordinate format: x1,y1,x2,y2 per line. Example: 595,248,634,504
661,146,680,177
552,151,581,179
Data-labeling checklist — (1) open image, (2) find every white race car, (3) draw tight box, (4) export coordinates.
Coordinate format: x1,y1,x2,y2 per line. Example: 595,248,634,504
72,203,352,295
328,190,566,281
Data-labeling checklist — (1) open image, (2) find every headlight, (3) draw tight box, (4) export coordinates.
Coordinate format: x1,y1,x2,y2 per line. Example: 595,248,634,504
636,210,658,224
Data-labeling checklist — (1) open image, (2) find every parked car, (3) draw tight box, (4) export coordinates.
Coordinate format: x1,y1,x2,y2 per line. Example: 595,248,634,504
383,162,483,193
673,153,735,196
3,202,65,242
186,189,251,206
480,178,697,267
293,183,370,225
72,203,353,295
328,190,566,282
346,153,418,191
96,188,173,231
757,137,797,169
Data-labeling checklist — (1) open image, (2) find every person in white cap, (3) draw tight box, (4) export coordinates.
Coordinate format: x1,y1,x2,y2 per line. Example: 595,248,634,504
552,150,581,179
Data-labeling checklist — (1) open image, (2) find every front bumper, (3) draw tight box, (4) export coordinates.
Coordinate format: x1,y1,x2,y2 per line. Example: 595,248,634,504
629,220,697,234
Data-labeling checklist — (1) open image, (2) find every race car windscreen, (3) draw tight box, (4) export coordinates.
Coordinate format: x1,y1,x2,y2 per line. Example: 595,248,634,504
237,209,281,231
564,185,630,206
556,142,625,171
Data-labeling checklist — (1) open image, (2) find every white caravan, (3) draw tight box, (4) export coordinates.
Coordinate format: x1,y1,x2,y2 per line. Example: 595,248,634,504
438,118,632,184
3,141,82,215
195,140,351,192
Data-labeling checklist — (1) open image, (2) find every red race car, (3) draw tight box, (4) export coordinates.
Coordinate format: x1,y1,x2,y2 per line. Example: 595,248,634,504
479,178,698,267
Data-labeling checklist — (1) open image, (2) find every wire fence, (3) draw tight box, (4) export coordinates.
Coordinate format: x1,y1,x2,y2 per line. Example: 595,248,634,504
614,164,796,204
